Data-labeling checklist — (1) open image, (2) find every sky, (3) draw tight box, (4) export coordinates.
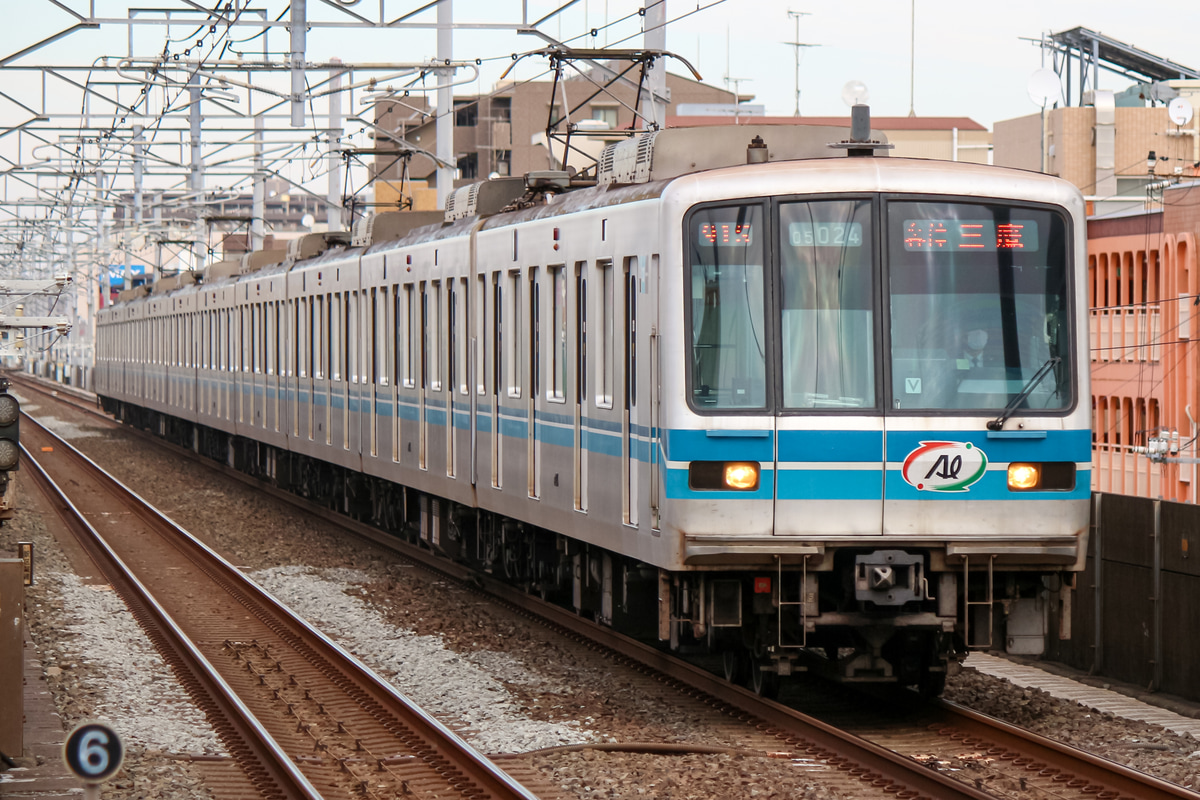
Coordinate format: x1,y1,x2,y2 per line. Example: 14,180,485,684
8,0,1200,133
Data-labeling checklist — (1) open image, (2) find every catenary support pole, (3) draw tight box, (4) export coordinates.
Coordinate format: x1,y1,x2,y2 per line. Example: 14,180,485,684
436,0,454,210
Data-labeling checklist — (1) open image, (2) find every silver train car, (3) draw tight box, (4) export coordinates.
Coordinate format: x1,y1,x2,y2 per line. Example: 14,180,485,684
95,116,1092,696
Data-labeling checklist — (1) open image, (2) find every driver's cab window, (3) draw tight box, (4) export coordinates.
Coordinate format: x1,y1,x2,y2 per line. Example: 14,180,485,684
687,204,766,410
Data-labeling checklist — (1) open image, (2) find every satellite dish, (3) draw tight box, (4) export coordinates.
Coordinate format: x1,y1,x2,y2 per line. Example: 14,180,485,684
301,213,316,229
841,80,869,107
1027,68,1060,107
1168,96,1194,126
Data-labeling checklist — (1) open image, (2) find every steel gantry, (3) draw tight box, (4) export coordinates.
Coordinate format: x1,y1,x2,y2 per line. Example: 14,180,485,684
0,1,685,384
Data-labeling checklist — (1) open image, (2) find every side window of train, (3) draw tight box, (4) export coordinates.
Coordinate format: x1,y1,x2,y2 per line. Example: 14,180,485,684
550,265,567,403
576,262,587,403
507,269,522,398
419,282,429,390
530,268,539,399
332,292,343,382
596,259,614,408
430,281,442,392
346,292,356,383
373,287,385,387
324,293,334,381
457,277,469,395
447,281,455,394
493,272,503,397
314,295,325,379
625,257,637,409
402,283,416,389
475,274,487,395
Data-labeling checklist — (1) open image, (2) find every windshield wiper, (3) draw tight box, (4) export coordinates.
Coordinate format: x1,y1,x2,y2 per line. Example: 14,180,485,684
987,357,1061,431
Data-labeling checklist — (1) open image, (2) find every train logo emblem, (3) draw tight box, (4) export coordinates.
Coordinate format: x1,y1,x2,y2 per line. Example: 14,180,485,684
901,441,988,492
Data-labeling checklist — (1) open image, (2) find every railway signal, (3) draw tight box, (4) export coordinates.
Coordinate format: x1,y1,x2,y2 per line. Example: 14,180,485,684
0,383,18,473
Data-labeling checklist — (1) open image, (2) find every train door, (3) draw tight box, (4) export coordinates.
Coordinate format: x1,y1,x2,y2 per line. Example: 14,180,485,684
646,255,661,531
771,197,884,538
272,300,281,433
426,279,446,476
527,268,539,497
447,279,461,478
291,298,302,438
302,296,313,440
369,287,380,459
573,263,588,511
394,284,408,466
419,282,428,470
491,272,502,488
192,311,200,414
622,258,638,527
254,301,266,430
322,293,332,445
472,273,486,487
346,291,357,453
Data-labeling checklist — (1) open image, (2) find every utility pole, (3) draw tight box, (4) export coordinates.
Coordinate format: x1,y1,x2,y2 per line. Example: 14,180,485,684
327,59,344,230
290,0,307,127
641,0,668,130
188,72,206,271
251,115,265,251
436,0,454,211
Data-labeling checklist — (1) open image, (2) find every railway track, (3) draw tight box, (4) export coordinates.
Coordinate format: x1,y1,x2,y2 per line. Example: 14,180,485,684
15,373,1200,800
18,407,548,800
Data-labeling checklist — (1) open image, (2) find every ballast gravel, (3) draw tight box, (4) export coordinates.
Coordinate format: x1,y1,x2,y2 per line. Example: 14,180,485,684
4,394,1200,798
252,565,592,754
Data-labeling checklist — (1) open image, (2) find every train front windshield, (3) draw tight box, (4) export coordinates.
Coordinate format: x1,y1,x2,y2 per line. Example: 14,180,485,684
686,198,1073,414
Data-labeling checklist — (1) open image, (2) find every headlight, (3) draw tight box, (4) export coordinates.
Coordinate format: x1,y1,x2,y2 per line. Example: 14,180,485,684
1008,463,1041,490
723,462,759,490
688,461,761,491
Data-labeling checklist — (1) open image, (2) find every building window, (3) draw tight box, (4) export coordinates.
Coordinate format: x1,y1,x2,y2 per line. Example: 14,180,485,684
492,97,511,122
494,150,511,177
458,153,478,180
455,102,478,127
591,106,618,129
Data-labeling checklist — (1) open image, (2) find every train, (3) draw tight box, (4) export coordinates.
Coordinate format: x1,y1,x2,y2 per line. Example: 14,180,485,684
94,108,1092,697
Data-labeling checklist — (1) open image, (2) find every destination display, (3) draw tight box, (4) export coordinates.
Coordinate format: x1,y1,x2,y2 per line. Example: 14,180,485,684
697,221,754,246
902,219,1039,251
788,221,863,247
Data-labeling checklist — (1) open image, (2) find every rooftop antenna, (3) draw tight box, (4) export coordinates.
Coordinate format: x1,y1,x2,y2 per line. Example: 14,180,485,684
1028,67,1059,173
908,0,915,117
784,10,817,116
1168,96,1194,126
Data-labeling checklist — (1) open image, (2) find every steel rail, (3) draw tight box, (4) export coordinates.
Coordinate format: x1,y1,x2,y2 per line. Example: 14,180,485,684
20,416,324,800
929,700,1200,800
22,373,1200,800
19,409,542,800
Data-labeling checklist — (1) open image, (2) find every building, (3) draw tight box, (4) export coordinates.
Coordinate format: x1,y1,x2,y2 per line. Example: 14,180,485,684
1088,183,1200,502
995,83,1200,218
664,114,992,164
370,69,741,210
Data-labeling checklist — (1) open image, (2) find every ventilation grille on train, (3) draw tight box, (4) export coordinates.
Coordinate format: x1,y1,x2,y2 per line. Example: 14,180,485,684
444,177,525,221
596,132,659,185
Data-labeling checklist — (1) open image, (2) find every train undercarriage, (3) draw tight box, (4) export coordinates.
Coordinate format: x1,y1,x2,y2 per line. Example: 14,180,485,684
109,401,1069,699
